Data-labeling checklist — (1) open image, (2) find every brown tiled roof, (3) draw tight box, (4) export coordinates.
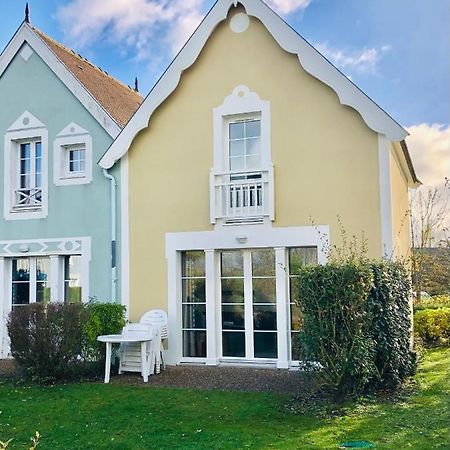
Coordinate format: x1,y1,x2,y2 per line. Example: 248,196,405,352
33,27,143,128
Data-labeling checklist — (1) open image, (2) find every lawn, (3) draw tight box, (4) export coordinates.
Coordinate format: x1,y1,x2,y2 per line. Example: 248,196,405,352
0,348,449,449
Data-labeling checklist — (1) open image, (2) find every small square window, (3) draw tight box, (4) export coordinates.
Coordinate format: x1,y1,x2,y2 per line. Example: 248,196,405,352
65,144,86,177
69,148,86,174
53,125,92,186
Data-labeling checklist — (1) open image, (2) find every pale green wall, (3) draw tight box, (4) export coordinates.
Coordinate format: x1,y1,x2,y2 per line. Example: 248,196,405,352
0,45,121,301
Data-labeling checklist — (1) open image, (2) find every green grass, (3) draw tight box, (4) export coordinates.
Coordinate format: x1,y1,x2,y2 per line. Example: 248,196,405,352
1,349,449,449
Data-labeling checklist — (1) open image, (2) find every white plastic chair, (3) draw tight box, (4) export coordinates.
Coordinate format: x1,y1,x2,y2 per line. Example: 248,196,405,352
118,323,156,377
140,310,168,371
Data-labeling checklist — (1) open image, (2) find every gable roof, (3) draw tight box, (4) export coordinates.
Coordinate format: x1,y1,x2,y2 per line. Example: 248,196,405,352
99,0,413,175
0,22,142,137
33,29,142,128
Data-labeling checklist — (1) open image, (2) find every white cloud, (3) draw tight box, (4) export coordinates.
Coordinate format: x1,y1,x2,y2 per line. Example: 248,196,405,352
406,123,450,188
314,42,391,74
266,0,311,15
56,0,313,61
56,0,204,58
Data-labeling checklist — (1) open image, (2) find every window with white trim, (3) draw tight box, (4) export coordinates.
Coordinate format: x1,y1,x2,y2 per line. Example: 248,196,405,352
3,111,48,220
211,85,274,224
65,144,86,177
53,123,92,186
15,140,43,209
228,118,261,173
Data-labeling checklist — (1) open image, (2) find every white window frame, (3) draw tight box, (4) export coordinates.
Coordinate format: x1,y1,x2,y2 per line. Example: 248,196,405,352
224,115,262,174
213,85,271,176
211,85,274,224
53,122,92,186
165,225,329,368
3,111,48,220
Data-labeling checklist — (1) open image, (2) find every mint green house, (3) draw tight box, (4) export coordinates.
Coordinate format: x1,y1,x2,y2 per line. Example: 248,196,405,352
0,18,142,356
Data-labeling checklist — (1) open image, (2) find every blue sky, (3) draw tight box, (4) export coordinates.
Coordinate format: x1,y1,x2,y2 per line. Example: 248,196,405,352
1,0,449,188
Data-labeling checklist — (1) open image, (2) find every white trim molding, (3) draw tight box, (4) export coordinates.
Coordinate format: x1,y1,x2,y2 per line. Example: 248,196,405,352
3,111,49,221
53,122,93,186
99,0,408,169
210,85,274,224
378,134,394,258
164,224,329,366
0,25,121,138
120,155,130,318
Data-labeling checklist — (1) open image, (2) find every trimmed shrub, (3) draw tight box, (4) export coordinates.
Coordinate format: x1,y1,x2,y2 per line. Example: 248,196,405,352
296,262,376,395
295,260,415,397
7,301,126,383
414,308,450,347
369,262,416,387
7,303,88,382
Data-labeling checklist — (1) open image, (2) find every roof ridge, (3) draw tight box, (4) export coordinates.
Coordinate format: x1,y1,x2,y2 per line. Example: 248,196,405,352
31,26,142,98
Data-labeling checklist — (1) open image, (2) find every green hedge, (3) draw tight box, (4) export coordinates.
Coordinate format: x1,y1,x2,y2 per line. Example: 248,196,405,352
7,301,126,383
414,308,450,347
414,295,450,311
295,261,415,397
369,262,416,386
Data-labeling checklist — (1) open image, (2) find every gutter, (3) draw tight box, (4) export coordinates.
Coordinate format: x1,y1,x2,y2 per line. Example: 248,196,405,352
102,169,117,301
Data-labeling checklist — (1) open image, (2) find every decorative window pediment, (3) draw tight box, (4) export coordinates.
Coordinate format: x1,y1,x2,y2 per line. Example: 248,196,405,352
7,110,45,132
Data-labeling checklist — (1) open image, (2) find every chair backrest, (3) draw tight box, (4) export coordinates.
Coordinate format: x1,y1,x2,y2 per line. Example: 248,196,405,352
140,310,168,338
121,323,154,340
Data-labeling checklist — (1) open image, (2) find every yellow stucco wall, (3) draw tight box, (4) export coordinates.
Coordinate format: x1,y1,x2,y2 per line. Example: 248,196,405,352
127,10,383,319
390,145,411,259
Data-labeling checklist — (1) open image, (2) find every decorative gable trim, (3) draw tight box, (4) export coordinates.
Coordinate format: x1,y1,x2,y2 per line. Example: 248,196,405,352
0,23,121,138
19,43,33,62
99,0,409,170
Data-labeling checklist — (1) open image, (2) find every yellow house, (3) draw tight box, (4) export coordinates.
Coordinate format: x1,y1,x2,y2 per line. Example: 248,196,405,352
100,0,419,368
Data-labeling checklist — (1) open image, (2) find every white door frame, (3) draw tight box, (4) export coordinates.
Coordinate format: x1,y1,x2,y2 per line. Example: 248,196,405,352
166,224,329,368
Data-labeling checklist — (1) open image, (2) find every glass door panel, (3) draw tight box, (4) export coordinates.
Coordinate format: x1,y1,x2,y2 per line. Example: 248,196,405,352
181,251,207,358
36,257,51,303
220,249,278,360
251,249,277,359
12,258,30,308
221,251,245,357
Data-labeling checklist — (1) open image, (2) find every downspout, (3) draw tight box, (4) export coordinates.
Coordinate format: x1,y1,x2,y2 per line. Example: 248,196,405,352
102,169,117,301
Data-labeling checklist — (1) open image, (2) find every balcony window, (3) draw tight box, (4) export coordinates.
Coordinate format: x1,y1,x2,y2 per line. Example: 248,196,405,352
4,111,48,220
211,85,273,224
15,140,42,210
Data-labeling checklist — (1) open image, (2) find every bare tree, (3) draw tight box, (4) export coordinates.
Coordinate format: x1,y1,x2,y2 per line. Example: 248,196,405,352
410,183,450,299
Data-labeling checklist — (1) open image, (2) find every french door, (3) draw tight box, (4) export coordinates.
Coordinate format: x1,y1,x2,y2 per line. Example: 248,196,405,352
220,248,277,360
11,257,50,309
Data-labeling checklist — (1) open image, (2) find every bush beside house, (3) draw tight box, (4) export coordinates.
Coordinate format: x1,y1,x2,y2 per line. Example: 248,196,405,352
7,301,126,383
295,260,416,397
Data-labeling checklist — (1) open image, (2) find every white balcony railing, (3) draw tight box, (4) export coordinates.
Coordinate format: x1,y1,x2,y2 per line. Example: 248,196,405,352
13,187,42,210
210,168,274,223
